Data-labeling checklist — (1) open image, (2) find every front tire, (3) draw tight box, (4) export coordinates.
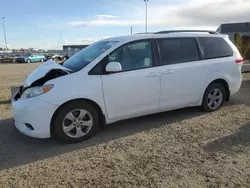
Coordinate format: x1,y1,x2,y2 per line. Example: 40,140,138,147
200,83,226,112
52,101,100,143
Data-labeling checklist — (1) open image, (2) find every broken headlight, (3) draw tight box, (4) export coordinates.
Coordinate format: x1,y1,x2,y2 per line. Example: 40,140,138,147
20,85,53,100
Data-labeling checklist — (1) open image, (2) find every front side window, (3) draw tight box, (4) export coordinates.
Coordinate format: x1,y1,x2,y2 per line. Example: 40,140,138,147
158,38,200,65
198,37,233,59
63,40,118,72
108,41,153,71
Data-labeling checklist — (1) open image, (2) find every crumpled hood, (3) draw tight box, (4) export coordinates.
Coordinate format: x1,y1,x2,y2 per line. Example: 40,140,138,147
24,59,72,87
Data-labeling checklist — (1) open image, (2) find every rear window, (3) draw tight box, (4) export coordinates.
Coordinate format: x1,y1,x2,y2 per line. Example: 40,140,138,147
157,38,200,65
198,37,233,59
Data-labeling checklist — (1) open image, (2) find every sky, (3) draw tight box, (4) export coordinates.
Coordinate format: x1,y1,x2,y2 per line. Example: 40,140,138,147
0,0,249,49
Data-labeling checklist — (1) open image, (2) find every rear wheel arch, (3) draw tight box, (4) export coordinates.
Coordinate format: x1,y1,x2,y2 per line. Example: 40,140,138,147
205,79,230,101
50,98,106,138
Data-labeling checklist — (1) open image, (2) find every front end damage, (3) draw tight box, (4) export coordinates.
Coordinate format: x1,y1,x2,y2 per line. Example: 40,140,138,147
13,60,72,101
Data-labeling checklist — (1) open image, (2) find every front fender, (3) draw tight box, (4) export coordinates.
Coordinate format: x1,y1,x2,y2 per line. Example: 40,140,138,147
36,72,107,120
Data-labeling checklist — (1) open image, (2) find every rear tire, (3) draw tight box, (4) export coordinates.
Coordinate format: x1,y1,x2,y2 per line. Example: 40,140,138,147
199,83,226,112
52,101,100,143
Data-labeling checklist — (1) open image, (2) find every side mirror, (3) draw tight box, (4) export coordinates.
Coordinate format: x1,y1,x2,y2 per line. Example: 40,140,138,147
106,62,122,73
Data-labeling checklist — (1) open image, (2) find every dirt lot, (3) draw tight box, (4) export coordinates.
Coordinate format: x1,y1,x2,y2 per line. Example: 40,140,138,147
0,63,250,188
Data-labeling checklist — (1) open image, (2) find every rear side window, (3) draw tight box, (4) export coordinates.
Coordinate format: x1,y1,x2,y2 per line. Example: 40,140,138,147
157,38,200,65
198,37,233,59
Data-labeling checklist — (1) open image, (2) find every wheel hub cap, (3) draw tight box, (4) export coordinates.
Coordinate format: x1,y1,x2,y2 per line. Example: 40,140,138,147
207,88,223,110
62,109,93,138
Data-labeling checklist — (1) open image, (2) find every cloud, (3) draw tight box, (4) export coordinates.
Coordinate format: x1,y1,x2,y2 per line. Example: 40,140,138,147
44,42,50,45
69,20,142,27
96,14,117,20
69,0,250,30
64,36,113,45
152,0,250,27
0,44,11,48
69,14,120,28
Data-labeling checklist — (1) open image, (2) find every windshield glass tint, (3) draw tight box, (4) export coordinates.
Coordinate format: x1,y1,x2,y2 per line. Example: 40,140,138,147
63,40,118,72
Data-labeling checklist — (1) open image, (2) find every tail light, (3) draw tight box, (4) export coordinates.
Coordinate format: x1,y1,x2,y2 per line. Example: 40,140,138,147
235,58,244,64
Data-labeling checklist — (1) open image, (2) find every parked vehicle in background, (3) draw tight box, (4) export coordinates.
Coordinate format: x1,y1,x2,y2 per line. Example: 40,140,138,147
13,54,21,62
0,54,3,63
52,54,65,61
0,54,16,63
15,53,47,63
44,54,52,60
12,30,243,143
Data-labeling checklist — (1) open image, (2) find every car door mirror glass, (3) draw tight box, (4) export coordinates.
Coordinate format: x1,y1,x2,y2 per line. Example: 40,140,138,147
106,62,122,73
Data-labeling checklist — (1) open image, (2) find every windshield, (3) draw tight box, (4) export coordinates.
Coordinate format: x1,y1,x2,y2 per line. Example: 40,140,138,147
63,40,118,72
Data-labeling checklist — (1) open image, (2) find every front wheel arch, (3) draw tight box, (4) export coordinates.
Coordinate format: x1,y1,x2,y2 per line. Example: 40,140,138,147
50,98,106,138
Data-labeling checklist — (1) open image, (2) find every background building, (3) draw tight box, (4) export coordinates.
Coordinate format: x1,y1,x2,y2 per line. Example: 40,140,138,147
217,22,250,60
63,44,89,57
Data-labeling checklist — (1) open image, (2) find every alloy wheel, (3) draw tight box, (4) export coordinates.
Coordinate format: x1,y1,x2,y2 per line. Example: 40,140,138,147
62,109,93,138
207,88,223,110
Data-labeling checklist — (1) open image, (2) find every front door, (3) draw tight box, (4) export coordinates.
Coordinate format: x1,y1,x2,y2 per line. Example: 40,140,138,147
101,40,161,121
156,37,209,110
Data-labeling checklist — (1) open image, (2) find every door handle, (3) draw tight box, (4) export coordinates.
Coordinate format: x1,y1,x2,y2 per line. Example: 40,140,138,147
145,72,159,77
162,69,174,75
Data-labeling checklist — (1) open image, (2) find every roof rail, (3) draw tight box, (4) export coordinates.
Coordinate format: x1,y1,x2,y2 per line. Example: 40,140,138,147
155,30,218,34
135,32,154,35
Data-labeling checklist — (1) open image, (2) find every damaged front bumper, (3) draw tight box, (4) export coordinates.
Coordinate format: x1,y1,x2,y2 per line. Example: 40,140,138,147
12,87,58,138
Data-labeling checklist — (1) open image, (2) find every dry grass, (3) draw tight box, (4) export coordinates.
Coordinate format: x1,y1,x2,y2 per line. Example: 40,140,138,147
0,63,250,188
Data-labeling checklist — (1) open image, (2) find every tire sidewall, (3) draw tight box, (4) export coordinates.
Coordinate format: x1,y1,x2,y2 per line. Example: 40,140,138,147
52,101,100,143
201,83,226,112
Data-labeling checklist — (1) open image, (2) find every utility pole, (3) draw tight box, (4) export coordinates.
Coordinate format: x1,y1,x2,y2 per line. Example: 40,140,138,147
144,0,149,33
57,29,62,50
2,17,8,50
130,26,133,35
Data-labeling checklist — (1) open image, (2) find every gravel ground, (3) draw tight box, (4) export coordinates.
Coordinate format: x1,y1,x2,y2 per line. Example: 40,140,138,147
0,63,250,188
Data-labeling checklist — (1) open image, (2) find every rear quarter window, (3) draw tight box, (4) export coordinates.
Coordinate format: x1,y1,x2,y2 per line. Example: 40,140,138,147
198,37,233,59
157,38,200,65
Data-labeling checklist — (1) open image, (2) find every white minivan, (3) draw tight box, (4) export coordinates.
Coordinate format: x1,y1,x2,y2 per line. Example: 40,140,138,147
12,30,243,143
